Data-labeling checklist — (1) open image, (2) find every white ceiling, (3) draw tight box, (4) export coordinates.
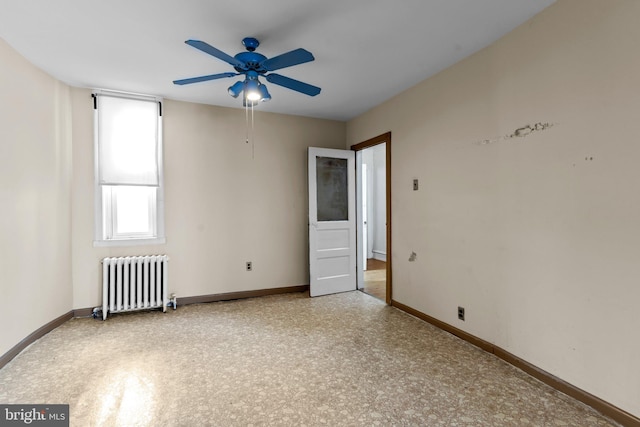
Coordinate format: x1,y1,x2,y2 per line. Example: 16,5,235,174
0,0,555,121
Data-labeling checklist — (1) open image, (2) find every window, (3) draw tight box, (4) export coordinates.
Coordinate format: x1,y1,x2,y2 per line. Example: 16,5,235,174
93,90,165,246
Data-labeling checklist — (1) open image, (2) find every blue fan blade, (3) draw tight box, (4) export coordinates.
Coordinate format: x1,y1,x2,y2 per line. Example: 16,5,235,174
261,48,314,72
173,72,238,85
185,40,246,69
265,73,321,96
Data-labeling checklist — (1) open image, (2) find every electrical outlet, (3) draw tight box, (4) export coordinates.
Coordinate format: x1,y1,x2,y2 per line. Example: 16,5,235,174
246,261,252,271
458,306,465,321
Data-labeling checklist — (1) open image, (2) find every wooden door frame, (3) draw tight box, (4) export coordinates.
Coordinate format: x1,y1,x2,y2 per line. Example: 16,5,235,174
351,132,392,304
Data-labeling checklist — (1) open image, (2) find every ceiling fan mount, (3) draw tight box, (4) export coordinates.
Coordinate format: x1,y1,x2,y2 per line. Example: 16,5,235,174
241,37,260,52
173,37,321,106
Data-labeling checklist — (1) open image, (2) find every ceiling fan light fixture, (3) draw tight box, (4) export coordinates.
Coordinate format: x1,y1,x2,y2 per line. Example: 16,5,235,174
258,83,271,102
245,79,261,101
228,81,244,98
242,98,259,108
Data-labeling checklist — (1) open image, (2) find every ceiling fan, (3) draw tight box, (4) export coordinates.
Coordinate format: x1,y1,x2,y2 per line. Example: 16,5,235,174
173,37,321,106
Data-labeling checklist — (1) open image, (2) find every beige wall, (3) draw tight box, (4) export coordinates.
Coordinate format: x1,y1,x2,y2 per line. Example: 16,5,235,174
71,91,346,308
347,0,640,417
0,39,73,356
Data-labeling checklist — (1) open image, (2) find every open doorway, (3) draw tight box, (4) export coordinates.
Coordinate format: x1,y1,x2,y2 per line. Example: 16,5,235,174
360,143,387,300
352,133,391,304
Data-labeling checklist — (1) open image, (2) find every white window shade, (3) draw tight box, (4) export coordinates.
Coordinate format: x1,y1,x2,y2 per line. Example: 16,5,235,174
98,95,159,186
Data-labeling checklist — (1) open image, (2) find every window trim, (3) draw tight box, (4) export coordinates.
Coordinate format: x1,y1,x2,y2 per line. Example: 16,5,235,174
93,89,166,247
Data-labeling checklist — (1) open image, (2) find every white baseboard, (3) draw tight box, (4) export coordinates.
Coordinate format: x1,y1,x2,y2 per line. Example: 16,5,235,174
372,250,387,262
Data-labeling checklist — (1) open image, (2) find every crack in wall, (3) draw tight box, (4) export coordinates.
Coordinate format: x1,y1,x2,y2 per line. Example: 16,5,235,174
476,122,554,146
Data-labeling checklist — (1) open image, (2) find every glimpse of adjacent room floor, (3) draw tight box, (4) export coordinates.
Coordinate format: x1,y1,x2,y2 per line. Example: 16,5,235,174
0,291,620,426
362,258,386,301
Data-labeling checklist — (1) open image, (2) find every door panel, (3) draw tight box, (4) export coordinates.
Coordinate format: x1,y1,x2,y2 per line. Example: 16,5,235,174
309,147,356,297
317,229,350,250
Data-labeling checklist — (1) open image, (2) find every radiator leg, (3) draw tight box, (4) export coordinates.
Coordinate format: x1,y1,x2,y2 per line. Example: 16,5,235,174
102,260,109,320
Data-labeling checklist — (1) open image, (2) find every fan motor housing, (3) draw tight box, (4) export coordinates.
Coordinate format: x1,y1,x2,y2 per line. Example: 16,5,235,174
234,52,267,73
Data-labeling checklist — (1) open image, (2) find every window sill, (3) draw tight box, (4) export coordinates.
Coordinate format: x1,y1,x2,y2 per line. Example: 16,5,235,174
93,237,166,248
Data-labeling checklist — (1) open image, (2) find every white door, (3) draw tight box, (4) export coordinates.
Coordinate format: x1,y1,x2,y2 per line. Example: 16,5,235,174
308,147,356,297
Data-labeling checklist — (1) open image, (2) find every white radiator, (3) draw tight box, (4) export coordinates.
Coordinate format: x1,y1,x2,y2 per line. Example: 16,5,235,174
101,255,169,320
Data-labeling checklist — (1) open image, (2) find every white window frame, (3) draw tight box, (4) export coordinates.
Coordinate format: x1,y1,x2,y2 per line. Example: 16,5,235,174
93,90,166,247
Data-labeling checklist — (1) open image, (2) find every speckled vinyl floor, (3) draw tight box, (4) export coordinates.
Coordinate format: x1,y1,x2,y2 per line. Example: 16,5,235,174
0,291,621,426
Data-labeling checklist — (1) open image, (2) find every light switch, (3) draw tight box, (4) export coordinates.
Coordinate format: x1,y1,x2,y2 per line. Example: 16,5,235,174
413,179,419,191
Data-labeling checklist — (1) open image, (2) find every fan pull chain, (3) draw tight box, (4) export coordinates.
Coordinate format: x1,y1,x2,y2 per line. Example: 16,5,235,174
243,99,255,159
251,102,255,159
245,101,249,144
